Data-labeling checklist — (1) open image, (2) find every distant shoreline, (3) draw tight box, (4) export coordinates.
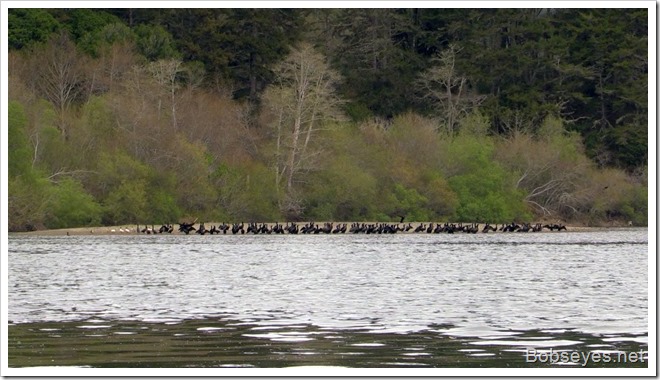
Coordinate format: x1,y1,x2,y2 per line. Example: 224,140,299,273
11,222,642,236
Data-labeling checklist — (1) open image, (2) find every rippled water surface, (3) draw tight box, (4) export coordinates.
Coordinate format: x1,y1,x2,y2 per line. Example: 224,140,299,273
7,228,649,369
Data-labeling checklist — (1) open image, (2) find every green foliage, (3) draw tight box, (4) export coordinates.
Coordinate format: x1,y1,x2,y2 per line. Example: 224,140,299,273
134,24,179,61
36,126,74,175
236,163,281,221
31,98,59,132
537,114,565,140
441,133,494,177
45,178,102,229
584,168,648,226
387,112,440,167
8,101,32,178
8,9,60,49
97,22,134,45
6,9,648,229
7,8,647,170
145,172,182,223
604,123,648,169
165,137,216,216
624,186,648,226
211,162,244,216
8,176,51,231
419,172,459,220
146,189,182,225
304,155,378,221
444,132,530,222
343,102,373,123
209,160,281,222
79,21,137,59
538,115,585,163
102,179,148,225
96,151,150,198
449,168,530,223
56,9,120,42
553,9,647,170
388,183,431,222
94,150,184,224
459,110,491,137
77,95,118,150
53,9,122,56
608,185,648,227
320,9,425,117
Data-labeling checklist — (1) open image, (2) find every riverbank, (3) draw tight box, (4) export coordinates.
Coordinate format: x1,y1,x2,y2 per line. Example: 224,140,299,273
11,221,640,236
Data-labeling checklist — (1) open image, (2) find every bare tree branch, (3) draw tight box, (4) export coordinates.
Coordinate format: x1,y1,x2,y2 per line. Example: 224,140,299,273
46,169,98,183
263,43,344,217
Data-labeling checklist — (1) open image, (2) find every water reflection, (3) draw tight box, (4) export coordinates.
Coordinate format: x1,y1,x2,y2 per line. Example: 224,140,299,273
8,317,648,368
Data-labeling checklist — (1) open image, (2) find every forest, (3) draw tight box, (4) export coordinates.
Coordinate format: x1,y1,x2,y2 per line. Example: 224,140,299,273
7,8,648,231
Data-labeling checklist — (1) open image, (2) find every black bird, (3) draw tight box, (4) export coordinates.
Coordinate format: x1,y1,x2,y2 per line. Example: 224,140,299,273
179,222,196,235
232,222,245,234
286,222,299,234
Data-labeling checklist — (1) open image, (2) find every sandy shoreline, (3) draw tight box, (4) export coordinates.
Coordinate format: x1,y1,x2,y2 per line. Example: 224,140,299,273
10,222,640,236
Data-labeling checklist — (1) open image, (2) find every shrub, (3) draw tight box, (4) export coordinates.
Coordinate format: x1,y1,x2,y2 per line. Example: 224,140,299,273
449,169,530,223
102,179,148,225
8,176,51,231
45,178,102,229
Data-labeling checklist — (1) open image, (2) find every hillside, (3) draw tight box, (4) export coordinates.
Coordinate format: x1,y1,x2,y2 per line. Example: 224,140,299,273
7,8,648,231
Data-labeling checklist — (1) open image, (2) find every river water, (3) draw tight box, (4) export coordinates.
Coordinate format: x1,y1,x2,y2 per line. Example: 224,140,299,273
6,228,649,371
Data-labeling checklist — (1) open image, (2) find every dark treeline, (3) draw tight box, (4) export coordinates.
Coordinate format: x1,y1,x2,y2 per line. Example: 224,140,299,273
7,8,648,231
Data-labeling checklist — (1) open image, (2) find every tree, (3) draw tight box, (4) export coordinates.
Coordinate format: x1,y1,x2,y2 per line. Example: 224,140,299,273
6,8,648,229
28,31,88,138
133,9,302,101
314,9,423,118
48,8,119,44
8,100,53,231
263,43,344,217
134,24,179,61
8,101,32,178
90,23,140,93
45,178,102,229
64,9,124,57
225,9,303,100
494,116,591,219
554,9,648,170
148,58,184,129
436,118,531,222
8,9,60,49
416,44,485,134
102,179,148,225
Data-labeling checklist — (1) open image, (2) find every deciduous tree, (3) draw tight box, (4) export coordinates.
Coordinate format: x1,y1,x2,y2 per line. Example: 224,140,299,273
263,43,344,217
416,44,485,134
28,31,88,139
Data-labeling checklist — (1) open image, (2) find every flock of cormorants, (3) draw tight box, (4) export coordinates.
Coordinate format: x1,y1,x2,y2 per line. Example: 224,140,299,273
132,221,568,235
